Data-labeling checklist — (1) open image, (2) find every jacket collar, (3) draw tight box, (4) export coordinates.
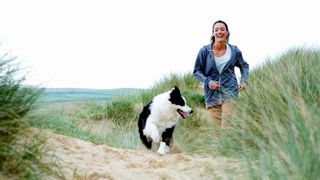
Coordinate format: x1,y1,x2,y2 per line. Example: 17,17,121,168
205,43,236,53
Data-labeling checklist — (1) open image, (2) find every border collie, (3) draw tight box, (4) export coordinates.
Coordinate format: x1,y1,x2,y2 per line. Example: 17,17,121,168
138,86,193,155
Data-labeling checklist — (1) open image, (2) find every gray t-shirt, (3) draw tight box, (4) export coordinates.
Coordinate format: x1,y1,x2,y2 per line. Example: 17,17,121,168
214,44,231,73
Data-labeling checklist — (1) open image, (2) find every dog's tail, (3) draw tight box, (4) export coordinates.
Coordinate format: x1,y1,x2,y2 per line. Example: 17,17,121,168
138,104,152,149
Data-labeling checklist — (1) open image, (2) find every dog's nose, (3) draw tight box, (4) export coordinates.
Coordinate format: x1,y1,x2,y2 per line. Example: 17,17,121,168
190,109,193,114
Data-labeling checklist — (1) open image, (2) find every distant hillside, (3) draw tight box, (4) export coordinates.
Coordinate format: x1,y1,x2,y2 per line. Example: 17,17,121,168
37,88,142,102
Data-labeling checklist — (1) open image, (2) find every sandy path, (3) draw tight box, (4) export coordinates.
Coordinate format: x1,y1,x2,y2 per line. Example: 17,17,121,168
41,130,243,180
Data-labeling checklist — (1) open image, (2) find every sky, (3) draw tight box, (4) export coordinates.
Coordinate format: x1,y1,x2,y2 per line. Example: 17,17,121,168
0,0,319,89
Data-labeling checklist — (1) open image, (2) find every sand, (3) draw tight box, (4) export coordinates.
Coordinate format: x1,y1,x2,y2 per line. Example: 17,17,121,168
36,129,243,180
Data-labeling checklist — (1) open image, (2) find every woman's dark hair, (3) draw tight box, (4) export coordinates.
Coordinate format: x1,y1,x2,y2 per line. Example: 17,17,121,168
211,20,230,43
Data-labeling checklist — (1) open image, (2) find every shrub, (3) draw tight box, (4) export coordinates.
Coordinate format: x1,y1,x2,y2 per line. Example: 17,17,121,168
0,54,46,178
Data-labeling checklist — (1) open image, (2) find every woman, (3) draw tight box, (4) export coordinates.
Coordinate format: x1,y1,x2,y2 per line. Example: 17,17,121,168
193,20,249,130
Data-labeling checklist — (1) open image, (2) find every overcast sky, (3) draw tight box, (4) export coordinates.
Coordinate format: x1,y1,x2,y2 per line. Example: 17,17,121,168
0,0,319,89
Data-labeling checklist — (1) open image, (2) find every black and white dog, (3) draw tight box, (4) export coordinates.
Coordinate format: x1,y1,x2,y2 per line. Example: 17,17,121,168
138,86,193,155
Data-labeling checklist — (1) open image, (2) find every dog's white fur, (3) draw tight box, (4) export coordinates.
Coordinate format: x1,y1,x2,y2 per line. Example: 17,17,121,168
138,86,192,155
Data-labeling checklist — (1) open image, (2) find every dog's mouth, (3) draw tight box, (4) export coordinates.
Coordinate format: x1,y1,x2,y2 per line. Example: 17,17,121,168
177,109,189,119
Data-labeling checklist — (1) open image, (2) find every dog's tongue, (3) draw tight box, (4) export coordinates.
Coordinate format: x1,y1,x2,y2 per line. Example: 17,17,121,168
177,109,189,119
181,111,188,118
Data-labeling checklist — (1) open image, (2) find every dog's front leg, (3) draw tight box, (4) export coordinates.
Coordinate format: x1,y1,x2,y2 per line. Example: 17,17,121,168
145,123,160,143
151,126,160,143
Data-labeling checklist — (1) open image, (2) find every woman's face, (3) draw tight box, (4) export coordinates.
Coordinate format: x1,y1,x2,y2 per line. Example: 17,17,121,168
212,23,228,43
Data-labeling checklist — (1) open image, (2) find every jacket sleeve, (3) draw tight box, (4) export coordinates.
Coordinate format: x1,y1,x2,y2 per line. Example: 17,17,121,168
235,49,249,85
193,47,210,86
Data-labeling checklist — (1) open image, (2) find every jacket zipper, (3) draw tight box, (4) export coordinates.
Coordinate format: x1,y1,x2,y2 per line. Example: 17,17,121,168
219,75,222,104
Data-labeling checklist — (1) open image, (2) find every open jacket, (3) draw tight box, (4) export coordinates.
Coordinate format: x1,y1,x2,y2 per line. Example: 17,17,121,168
193,43,249,108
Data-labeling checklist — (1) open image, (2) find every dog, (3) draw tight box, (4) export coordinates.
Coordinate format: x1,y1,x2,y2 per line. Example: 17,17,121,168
138,86,193,155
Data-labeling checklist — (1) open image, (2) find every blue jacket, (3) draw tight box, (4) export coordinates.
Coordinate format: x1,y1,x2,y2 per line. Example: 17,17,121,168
193,43,249,108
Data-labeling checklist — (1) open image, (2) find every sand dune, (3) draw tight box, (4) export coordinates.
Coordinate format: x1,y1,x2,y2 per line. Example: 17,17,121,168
39,129,243,180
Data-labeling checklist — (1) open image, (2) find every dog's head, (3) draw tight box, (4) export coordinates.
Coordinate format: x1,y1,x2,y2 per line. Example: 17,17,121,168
168,86,193,119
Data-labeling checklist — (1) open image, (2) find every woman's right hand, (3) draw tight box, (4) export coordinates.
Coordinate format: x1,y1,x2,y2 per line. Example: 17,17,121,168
209,80,220,90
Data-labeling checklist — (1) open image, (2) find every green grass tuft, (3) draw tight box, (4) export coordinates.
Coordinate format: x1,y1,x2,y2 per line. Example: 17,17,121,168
218,47,320,179
0,54,60,179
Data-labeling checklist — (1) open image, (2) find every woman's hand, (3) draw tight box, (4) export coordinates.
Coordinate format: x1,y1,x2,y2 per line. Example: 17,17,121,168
239,84,245,91
209,81,220,90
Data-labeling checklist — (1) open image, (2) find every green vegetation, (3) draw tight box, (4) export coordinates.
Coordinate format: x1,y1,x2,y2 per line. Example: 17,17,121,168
0,55,62,179
27,73,212,153
4,47,319,179
219,47,320,179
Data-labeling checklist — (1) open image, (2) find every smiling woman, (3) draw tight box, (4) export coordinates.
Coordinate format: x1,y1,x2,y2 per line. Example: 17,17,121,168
193,20,249,135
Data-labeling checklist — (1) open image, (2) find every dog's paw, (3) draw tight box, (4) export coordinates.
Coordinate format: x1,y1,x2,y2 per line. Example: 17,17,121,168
165,145,170,153
157,142,166,155
157,150,165,156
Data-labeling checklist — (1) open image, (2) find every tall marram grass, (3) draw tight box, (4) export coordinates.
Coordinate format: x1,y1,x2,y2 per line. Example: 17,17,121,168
0,54,61,179
218,47,320,179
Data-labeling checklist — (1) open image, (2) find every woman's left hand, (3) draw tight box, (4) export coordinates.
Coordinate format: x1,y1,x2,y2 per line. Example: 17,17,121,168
239,84,245,91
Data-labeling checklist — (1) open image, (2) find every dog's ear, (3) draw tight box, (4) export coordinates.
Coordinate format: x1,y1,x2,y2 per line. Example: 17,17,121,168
171,86,180,95
169,86,185,106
